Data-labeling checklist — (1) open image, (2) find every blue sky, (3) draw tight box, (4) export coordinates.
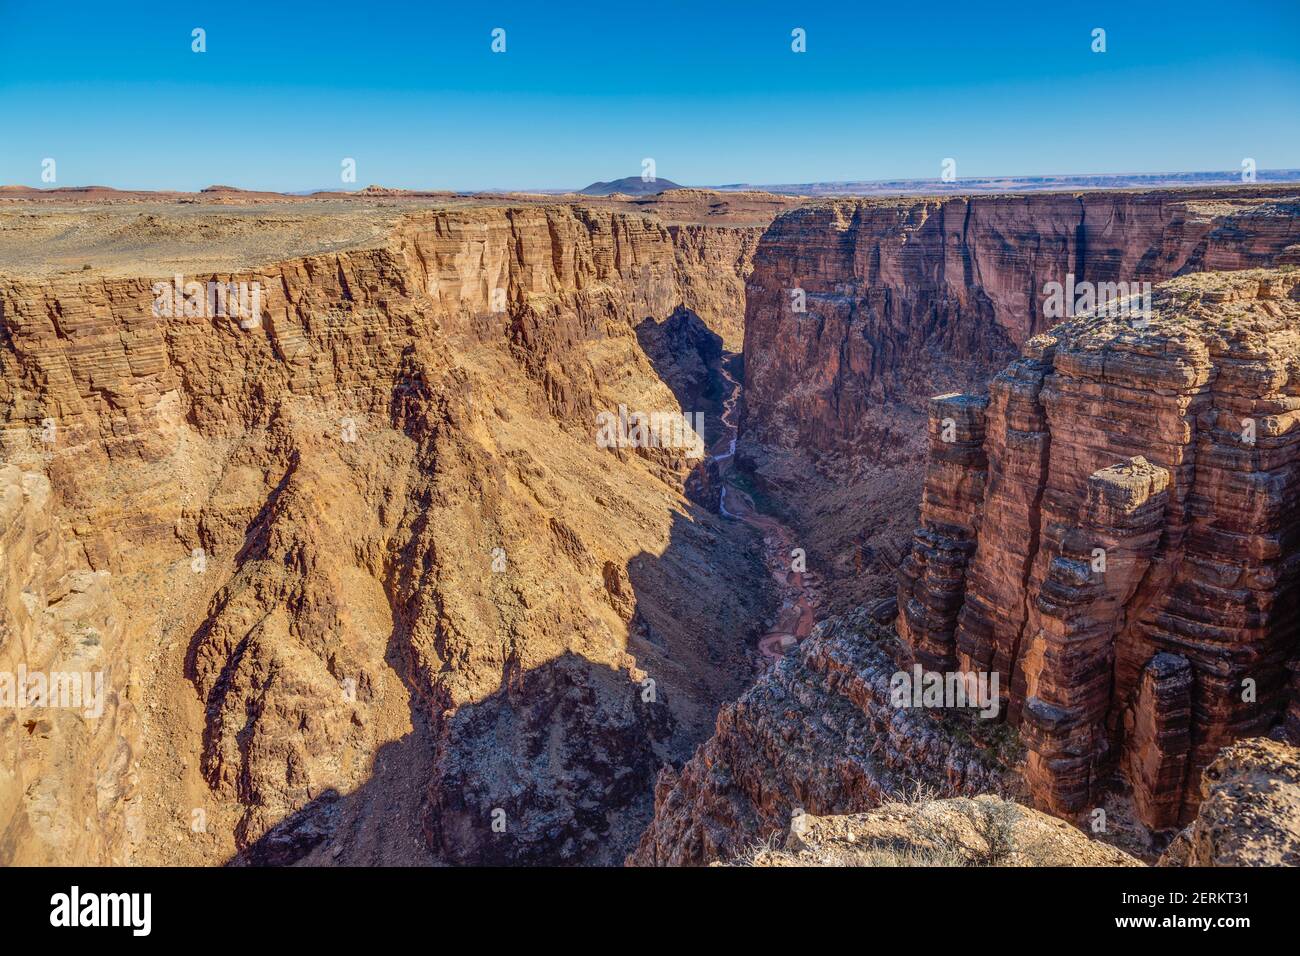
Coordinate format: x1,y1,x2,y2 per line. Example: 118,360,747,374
1,0,1297,191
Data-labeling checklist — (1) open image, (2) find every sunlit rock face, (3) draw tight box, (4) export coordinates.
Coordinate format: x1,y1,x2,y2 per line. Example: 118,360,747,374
635,194,1300,866
742,188,1300,455
0,198,777,865
898,270,1300,829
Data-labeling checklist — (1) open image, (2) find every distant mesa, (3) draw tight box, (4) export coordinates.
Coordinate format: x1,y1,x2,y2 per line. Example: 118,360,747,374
200,184,248,193
578,176,684,196
1,185,120,193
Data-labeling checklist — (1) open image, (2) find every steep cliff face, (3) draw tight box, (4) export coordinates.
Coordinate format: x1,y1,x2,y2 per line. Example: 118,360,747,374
666,223,761,351
897,269,1300,830
736,187,1300,623
744,189,1300,452
10,186,1299,869
635,267,1300,865
0,200,773,865
0,465,137,865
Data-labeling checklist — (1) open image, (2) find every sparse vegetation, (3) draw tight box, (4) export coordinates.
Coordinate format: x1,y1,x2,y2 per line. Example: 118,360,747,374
936,707,1026,769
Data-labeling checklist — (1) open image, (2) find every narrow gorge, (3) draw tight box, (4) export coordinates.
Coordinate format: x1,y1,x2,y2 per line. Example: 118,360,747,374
635,186,1300,865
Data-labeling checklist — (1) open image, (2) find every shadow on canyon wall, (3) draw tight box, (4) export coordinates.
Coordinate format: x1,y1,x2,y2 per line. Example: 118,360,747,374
634,307,730,447
219,312,773,867
228,500,767,869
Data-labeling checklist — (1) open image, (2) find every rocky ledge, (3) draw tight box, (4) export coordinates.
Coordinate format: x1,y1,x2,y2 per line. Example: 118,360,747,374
1159,737,1300,866
628,608,1014,866
724,797,1140,867
721,735,1300,868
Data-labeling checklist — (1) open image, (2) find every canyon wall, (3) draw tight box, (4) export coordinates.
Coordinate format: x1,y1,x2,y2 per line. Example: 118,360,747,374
9,188,1299,868
634,195,1300,864
0,202,770,865
0,464,138,864
897,270,1300,829
743,188,1300,453
635,268,1300,866
735,187,1300,620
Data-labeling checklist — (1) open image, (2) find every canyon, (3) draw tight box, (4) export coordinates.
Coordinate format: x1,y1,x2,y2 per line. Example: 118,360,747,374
2,184,1300,866
636,184,1300,863
0,190,789,865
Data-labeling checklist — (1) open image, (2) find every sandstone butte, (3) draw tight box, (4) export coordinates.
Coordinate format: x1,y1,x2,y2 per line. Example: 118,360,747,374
2,185,1300,868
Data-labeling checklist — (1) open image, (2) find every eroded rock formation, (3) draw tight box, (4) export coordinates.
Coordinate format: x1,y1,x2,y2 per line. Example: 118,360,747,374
737,188,1300,619
6,184,1300,869
896,269,1300,830
0,197,777,865
0,465,138,864
896,392,988,671
628,608,1011,866
744,189,1300,452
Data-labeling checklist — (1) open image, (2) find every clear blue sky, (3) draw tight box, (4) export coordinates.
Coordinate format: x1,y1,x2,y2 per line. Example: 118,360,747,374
1,0,1297,191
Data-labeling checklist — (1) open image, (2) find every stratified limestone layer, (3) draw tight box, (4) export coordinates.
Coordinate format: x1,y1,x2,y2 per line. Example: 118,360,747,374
898,270,1300,830
1020,456,1170,817
953,337,1055,720
1124,653,1193,830
743,189,1300,454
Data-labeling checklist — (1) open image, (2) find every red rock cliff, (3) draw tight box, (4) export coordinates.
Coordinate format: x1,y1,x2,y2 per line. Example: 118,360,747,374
742,189,1300,455
898,269,1300,830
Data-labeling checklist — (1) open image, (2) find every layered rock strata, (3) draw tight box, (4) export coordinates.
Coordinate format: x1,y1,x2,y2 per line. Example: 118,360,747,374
736,188,1300,626
896,270,1300,829
743,188,1300,453
1019,456,1171,817
896,392,988,670
0,200,773,865
1125,653,1193,830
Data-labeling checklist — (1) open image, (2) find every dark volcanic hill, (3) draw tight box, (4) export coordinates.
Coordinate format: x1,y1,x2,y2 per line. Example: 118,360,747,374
578,176,685,196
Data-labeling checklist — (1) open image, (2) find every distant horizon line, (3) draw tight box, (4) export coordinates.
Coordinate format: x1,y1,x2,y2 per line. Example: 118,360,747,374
6,166,1300,197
